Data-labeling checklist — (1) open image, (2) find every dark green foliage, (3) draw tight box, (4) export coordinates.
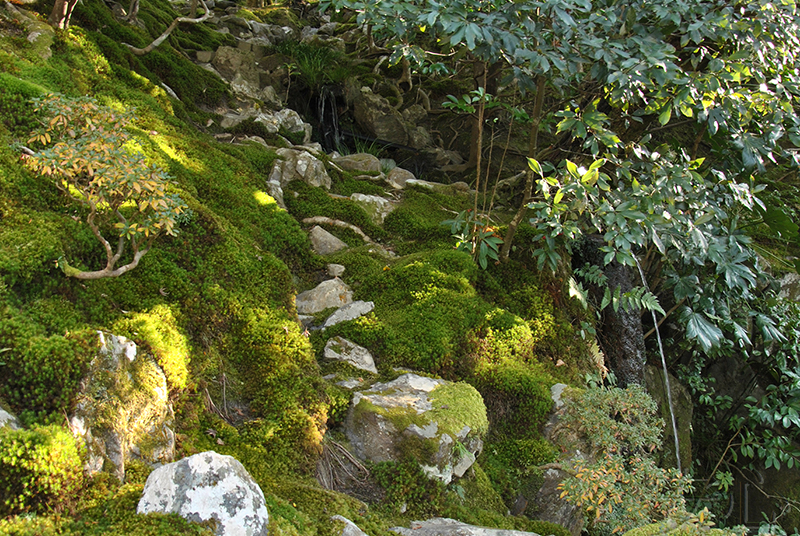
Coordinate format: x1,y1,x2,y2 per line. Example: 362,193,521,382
0,305,95,417
0,73,43,138
373,460,445,517
0,425,84,516
332,176,387,197
479,436,556,508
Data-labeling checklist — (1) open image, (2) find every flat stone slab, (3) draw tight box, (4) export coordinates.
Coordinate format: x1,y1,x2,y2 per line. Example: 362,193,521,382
310,226,349,255
323,300,374,328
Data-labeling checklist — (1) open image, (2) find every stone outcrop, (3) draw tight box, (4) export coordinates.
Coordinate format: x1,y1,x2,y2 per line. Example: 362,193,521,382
346,373,487,484
268,148,331,208
324,336,378,374
332,153,382,174
295,277,353,314
137,451,269,536
70,332,175,481
349,193,395,225
391,518,545,536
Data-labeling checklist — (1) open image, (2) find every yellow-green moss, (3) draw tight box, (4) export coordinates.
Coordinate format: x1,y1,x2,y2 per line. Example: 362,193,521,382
113,305,190,390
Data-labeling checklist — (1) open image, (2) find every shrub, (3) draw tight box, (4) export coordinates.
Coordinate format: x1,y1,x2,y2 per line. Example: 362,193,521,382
0,424,84,516
558,384,693,536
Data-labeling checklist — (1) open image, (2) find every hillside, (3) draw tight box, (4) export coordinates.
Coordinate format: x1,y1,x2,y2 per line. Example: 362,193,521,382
1,0,800,534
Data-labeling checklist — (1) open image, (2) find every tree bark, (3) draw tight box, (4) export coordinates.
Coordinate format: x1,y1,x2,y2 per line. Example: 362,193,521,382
48,0,79,29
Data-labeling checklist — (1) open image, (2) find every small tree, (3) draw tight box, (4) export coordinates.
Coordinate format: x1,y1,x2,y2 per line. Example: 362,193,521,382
24,94,186,280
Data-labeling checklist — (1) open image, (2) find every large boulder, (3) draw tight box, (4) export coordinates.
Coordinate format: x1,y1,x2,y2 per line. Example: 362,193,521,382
295,277,353,314
353,88,409,146
137,451,268,536
332,153,382,174
70,332,175,481
529,384,585,536
391,518,544,535
346,373,488,484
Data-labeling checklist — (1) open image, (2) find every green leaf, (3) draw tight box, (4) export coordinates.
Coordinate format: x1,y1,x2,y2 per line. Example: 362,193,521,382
527,157,543,176
683,308,724,351
658,106,672,126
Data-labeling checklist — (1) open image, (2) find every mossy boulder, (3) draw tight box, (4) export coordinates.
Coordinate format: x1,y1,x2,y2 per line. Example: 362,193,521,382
345,373,488,484
69,332,175,481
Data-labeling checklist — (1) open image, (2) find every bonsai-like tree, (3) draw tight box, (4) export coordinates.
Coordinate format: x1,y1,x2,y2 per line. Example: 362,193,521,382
24,94,186,280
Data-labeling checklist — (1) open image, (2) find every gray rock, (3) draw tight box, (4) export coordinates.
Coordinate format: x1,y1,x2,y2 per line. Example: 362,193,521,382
387,167,415,189
333,515,369,536
0,405,21,430
137,451,268,536
269,148,332,190
353,88,409,146
296,277,353,314
310,226,349,255
391,518,543,536
70,332,175,481
332,153,382,174
349,193,395,225
274,109,312,144
346,374,488,484
324,336,378,374
327,263,346,277
780,272,800,300
212,46,254,81
322,300,374,328
196,50,215,63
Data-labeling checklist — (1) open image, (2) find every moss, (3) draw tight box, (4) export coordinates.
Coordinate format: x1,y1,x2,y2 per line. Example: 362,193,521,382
112,304,191,390
428,382,489,437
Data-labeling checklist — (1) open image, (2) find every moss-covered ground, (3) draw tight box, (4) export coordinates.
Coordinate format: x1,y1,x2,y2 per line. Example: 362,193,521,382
0,0,597,533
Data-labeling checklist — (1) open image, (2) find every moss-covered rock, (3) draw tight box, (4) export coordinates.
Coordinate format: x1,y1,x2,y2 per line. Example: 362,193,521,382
346,373,488,484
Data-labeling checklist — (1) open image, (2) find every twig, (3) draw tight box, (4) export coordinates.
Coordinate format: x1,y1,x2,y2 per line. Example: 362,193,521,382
123,0,211,56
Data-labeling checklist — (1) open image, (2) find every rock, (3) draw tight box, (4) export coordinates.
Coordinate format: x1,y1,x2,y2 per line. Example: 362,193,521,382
528,383,585,536
70,332,175,481
322,300,374,328
196,50,215,63
2,2,54,60
212,46,255,81
391,517,541,535
349,193,395,225
274,109,312,144
353,88,409,146
137,451,268,536
0,404,21,430
333,515,370,536
644,365,692,471
780,272,800,300
310,226,349,255
296,277,353,314
269,148,332,192
346,373,487,484
387,167,416,189
332,153,382,174
324,336,378,374
402,104,428,124
328,263,346,277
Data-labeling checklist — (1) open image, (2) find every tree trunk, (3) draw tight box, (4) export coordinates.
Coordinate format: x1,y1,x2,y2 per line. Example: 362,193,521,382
48,0,79,29
575,236,646,387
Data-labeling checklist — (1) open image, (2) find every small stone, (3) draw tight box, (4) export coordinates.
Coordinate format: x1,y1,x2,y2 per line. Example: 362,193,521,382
296,277,353,314
310,226,349,255
327,263,346,277
324,336,377,374
322,300,374,328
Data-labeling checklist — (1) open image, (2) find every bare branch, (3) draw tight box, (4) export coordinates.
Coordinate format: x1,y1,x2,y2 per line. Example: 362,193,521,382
123,0,212,56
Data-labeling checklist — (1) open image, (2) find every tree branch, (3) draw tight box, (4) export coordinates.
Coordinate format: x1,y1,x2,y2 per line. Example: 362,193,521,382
123,0,211,56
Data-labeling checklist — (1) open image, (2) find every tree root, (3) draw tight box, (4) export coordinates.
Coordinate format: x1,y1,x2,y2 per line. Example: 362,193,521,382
302,216,374,243
123,0,211,56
